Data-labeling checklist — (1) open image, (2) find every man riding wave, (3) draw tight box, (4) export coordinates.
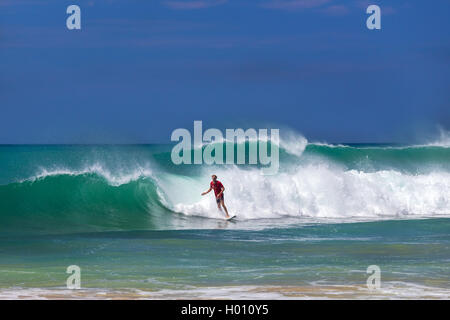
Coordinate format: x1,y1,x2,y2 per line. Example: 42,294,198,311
201,175,230,218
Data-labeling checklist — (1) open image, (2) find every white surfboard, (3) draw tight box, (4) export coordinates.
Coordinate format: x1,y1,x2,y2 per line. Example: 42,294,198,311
225,214,236,221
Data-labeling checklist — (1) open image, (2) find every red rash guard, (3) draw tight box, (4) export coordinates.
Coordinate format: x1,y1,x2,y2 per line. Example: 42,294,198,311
210,180,224,197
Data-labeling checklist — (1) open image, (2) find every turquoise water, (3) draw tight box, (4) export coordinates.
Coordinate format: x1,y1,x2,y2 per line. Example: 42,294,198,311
0,142,449,298
1,219,449,291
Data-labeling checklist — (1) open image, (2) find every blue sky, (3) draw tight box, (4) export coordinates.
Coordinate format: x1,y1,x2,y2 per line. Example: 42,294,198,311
0,0,449,143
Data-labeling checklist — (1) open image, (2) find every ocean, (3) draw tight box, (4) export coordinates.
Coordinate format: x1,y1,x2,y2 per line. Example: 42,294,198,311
0,138,449,299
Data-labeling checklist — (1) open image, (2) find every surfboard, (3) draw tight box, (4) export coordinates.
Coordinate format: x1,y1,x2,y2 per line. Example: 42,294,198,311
225,214,236,221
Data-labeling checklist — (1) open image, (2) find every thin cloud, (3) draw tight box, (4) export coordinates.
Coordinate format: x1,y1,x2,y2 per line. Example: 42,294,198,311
0,0,97,6
261,0,332,10
0,0,49,5
321,4,350,16
162,0,227,10
355,1,397,15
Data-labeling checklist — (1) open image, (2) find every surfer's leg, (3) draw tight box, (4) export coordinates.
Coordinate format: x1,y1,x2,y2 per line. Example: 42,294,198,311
220,199,230,218
216,197,222,211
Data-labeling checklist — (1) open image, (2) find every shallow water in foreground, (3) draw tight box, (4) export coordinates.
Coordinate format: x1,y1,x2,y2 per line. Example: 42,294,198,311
1,218,449,299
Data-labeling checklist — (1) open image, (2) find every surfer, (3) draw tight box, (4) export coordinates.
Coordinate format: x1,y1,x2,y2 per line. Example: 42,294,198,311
201,175,230,218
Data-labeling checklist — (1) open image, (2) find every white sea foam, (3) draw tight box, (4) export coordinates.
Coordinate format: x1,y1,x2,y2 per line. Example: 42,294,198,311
172,163,450,220
1,282,449,299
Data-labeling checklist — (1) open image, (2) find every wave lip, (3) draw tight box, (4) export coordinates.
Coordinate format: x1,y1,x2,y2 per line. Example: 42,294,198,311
29,163,154,186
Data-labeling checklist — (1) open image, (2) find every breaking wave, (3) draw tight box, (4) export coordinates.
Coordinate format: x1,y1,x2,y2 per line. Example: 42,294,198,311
0,135,449,233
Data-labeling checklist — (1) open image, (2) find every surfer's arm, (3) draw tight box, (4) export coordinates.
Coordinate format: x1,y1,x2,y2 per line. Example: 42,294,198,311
201,187,212,196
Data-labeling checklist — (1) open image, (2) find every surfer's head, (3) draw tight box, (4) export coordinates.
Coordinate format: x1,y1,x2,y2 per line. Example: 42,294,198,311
211,175,217,181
